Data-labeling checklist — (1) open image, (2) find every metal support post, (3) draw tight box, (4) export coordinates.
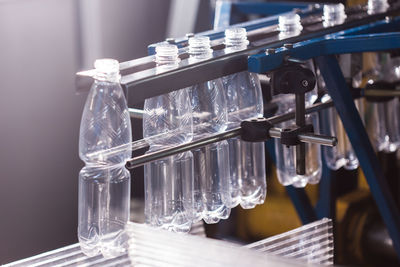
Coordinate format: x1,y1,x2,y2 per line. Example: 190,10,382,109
315,54,400,259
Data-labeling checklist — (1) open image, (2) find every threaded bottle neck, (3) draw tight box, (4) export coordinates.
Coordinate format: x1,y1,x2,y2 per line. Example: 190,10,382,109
323,4,347,26
224,28,249,51
155,44,180,66
188,36,213,59
368,0,389,14
278,13,303,37
94,59,120,82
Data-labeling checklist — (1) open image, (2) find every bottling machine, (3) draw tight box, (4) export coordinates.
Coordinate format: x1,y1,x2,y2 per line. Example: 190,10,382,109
6,0,400,266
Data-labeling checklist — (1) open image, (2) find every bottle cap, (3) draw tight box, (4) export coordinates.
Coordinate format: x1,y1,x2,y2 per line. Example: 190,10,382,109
94,59,119,74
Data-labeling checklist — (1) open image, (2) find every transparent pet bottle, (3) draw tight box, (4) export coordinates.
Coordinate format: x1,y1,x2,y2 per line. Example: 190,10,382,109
78,59,132,258
143,44,194,233
273,100,322,188
368,55,400,152
188,36,231,223
321,94,359,170
222,28,266,209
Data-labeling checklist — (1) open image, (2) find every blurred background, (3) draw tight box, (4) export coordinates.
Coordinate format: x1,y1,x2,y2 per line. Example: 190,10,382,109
1,0,399,266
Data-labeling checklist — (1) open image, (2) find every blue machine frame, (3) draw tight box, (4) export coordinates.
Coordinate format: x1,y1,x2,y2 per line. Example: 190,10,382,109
217,1,400,259
146,1,400,259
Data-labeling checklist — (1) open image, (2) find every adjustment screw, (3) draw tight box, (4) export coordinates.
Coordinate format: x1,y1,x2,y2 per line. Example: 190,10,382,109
166,38,176,44
385,16,393,22
302,80,309,87
293,8,301,14
284,43,293,49
266,48,276,55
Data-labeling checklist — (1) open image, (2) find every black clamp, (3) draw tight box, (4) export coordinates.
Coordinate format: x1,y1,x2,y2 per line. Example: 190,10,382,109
240,117,274,142
281,124,314,146
270,64,316,96
365,80,398,103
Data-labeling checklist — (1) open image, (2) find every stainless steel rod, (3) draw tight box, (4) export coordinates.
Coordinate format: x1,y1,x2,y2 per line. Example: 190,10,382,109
269,128,337,147
126,127,337,170
126,100,337,169
126,128,241,169
364,89,400,97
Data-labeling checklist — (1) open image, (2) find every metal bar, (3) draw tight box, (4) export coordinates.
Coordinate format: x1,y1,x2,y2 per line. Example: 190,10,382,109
315,54,400,260
126,128,241,169
123,9,400,104
128,108,144,119
233,2,309,16
269,128,337,147
295,93,306,175
364,89,400,97
248,31,400,74
126,126,335,169
315,156,336,220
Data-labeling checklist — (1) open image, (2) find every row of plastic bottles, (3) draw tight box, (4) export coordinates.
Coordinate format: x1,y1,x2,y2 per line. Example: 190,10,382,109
76,0,400,258
143,28,267,233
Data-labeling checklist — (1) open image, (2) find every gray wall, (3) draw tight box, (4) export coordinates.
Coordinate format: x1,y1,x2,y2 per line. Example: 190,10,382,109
0,0,170,264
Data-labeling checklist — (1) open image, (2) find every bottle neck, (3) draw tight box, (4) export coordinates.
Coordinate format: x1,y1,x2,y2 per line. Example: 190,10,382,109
323,4,346,26
93,58,121,83
94,72,120,83
188,36,213,60
155,43,180,68
278,14,303,37
224,28,249,52
368,0,389,14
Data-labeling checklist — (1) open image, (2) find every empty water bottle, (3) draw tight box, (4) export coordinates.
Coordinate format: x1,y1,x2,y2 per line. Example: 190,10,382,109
222,28,266,209
321,94,359,170
143,44,195,233
78,59,132,258
188,36,231,224
273,98,322,188
366,54,400,152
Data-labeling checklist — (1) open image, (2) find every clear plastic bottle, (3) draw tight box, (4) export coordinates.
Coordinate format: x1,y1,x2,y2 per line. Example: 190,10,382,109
143,44,194,233
78,59,132,258
362,53,400,153
274,16,321,187
188,36,231,223
274,101,322,188
321,94,359,170
222,28,266,209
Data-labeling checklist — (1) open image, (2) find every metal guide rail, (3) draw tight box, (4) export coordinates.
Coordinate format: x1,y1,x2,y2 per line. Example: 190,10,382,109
76,1,400,105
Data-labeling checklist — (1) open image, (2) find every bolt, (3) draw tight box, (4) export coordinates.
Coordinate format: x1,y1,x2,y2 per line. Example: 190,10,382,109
185,33,195,39
293,8,301,14
302,80,309,87
284,43,293,49
385,16,393,22
166,38,176,44
266,48,276,55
